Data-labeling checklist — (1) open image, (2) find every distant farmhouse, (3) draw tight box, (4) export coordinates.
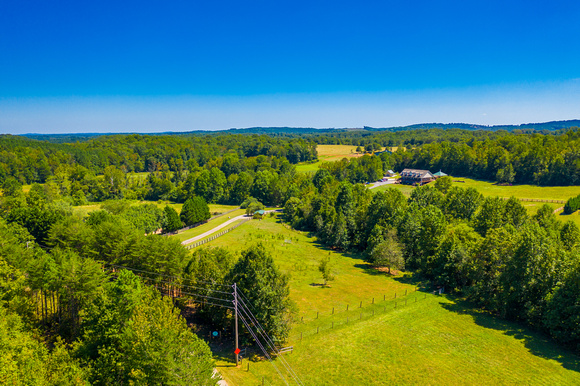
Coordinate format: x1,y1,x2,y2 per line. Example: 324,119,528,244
400,169,436,185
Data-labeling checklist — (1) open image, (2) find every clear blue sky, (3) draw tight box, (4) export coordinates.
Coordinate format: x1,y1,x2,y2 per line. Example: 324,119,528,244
1,0,580,133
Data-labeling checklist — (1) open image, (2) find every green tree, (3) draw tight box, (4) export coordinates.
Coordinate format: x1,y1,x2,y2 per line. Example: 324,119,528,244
434,176,453,194
370,233,404,274
560,221,580,251
230,172,253,204
246,200,265,216
76,270,215,385
162,205,182,233
1,176,23,198
228,244,292,343
442,187,482,220
472,197,506,237
318,256,335,286
543,261,580,347
180,197,210,226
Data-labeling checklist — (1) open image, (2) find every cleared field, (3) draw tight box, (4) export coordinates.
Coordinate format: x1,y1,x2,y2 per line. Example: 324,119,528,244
221,295,580,385
372,177,580,202
201,216,580,385
444,177,579,201
296,145,379,173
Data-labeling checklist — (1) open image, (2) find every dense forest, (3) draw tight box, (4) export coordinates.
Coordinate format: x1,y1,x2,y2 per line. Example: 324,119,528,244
1,126,580,384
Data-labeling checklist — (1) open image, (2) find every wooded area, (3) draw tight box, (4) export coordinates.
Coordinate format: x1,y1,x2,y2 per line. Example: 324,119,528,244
0,127,579,384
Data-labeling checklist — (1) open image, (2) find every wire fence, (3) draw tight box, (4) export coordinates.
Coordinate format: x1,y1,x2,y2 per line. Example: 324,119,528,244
287,287,435,344
185,218,251,250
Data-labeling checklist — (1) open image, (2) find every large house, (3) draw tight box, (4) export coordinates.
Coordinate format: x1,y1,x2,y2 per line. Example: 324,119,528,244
400,169,435,185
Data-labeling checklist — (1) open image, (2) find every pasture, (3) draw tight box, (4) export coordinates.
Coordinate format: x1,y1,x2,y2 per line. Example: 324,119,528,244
199,216,580,385
296,145,372,173
371,178,580,227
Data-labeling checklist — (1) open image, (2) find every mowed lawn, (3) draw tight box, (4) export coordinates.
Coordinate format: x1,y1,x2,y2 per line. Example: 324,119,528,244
200,216,580,385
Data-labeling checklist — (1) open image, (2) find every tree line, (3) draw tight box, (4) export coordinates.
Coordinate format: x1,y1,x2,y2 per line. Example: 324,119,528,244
284,175,580,350
0,184,293,384
0,133,317,186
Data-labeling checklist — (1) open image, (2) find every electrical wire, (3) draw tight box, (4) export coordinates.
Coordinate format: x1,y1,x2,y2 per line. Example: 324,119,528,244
238,313,289,386
237,300,303,385
103,262,231,287
238,296,303,385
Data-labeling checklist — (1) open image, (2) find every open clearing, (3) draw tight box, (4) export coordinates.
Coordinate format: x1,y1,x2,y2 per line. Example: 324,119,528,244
372,178,580,227
372,177,579,201
296,145,375,173
199,216,580,385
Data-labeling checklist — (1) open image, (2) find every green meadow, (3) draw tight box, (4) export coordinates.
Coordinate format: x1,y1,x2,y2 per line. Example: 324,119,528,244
296,145,367,173
197,216,580,385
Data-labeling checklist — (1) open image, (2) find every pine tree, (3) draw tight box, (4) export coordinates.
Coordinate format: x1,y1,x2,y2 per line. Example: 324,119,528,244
163,205,182,233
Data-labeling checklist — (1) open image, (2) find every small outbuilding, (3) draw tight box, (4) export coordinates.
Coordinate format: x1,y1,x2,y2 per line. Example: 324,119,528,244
433,170,448,178
253,209,266,219
385,170,396,177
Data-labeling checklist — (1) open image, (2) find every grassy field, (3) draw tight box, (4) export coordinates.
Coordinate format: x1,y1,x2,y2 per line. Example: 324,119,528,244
72,201,238,218
372,177,579,202
199,215,580,385
173,208,246,242
434,177,579,201
296,145,377,173
372,178,580,227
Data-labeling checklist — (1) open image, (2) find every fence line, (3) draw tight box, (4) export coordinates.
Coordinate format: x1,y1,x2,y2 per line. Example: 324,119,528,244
185,218,251,250
295,286,421,325
287,290,443,345
163,207,242,236
500,197,565,204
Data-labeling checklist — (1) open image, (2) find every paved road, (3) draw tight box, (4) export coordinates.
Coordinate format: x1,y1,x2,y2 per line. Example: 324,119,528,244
181,214,250,245
180,209,283,246
369,178,397,189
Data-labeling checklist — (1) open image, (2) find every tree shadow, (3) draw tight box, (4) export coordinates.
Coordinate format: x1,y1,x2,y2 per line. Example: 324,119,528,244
440,297,580,373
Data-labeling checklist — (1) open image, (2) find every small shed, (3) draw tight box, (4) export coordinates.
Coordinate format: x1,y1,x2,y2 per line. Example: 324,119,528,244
253,209,266,219
433,170,448,179
385,170,396,177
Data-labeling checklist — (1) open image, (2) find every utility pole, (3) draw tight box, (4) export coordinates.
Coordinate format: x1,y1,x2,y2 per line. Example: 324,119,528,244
234,282,239,367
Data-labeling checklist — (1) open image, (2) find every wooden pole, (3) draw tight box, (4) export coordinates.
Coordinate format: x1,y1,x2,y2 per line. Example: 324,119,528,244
234,283,239,367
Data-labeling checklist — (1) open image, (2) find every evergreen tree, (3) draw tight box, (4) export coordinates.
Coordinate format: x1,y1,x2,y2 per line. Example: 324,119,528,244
228,244,292,343
163,205,182,233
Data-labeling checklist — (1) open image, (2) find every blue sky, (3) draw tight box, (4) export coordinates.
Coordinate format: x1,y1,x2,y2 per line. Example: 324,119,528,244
1,0,580,133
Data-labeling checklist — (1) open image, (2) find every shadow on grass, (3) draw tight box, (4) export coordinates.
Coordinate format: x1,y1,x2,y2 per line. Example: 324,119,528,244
440,297,580,373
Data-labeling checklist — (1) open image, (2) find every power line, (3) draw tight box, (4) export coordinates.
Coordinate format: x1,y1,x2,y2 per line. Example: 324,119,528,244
103,262,231,287
237,299,303,385
238,313,289,386
236,293,303,385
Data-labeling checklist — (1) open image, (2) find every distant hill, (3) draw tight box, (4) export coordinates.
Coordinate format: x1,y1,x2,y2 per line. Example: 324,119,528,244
364,119,580,132
20,120,580,143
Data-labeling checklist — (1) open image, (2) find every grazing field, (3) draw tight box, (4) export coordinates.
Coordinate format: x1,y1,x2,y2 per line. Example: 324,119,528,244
201,216,580,385
296,145,373,173
435,177,579,201
372,177,580,202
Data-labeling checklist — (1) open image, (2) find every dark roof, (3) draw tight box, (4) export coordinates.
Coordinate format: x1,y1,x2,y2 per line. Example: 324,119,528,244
400,168,434,178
